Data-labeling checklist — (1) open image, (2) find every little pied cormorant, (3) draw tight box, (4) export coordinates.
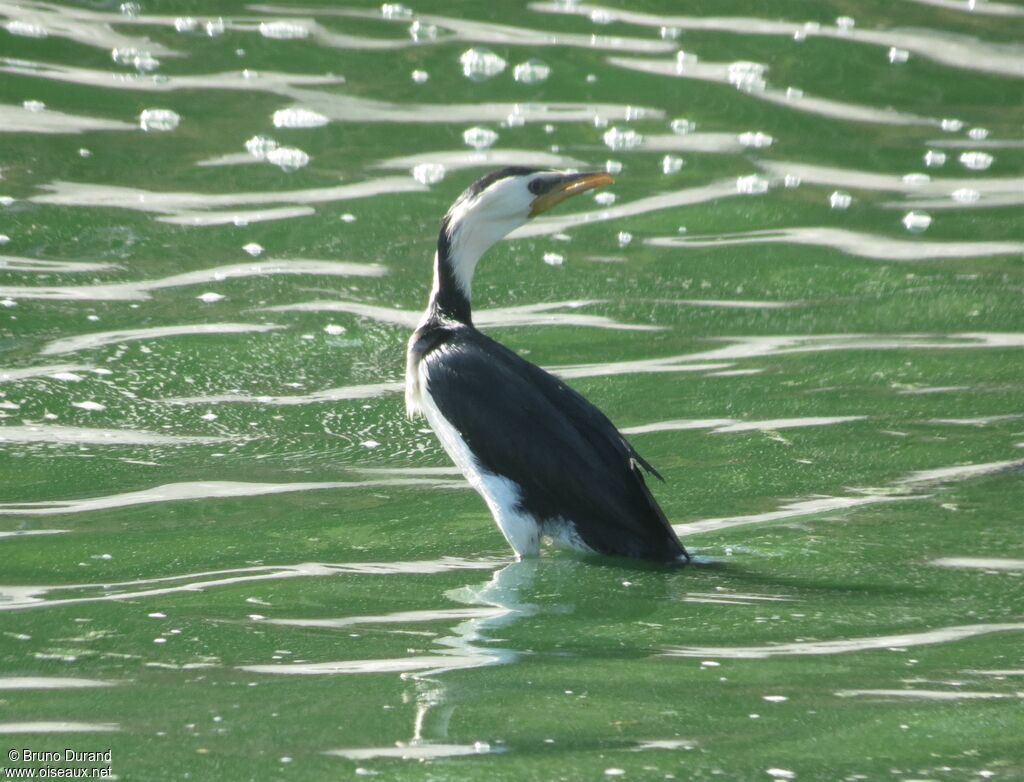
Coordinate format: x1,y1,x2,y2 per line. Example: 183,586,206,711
406,168,689,563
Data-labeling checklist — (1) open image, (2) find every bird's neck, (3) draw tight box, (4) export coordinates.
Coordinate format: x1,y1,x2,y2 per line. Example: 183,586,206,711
426,214,479,326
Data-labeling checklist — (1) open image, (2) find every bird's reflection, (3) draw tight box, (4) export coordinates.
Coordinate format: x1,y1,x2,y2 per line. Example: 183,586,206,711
401,559,541,746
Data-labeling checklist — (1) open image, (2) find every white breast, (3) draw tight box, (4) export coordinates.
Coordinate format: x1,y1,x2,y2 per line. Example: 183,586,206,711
417,360,541,558
404,332,424,419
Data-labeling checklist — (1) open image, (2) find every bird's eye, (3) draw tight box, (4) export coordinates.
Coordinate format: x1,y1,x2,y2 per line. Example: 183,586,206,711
528,178,548,195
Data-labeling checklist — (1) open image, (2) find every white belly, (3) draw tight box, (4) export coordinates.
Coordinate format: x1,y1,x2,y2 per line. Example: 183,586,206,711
417,363,541,558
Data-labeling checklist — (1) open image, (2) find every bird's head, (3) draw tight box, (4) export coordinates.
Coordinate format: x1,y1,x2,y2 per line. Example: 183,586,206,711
437,167,614,301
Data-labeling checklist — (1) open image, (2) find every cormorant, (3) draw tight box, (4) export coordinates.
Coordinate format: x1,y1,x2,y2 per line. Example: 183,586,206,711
406,168,688,563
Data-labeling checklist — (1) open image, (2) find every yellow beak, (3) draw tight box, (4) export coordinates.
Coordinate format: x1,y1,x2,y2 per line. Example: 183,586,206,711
528,172,615,217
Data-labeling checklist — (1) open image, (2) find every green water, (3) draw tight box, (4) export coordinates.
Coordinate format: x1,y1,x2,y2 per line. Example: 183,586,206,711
2,1,1023,779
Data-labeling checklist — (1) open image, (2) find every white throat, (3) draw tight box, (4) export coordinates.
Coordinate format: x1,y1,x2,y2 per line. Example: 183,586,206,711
439,179,534,300
443,208,518,300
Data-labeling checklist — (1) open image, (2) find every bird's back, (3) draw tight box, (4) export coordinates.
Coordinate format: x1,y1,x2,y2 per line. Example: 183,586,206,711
413,322,687,562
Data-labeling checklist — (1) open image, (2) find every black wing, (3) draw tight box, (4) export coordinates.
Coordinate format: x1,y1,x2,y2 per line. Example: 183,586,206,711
422,327,687,561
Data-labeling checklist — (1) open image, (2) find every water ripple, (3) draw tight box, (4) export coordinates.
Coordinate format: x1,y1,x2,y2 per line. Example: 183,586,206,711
607,57,940,127
835,688,1023,700
0,425,227,446
30,177,427,223
256,4,678,53
265,607,504,630
905,0,1024,17
0,558,504,612
640,132,748,154
164,381,404,407
674,333,1024,363
373,148,587,174
277,87,663,125
0,0,180,53
675,458,1024,537
648,227,1024,261
2,260,385,302
623,416,866,436
662,622,1024,659
0,102,134,134
0,364,94,383
239,654,492,676
40,323,281,355
163,333,1024,408
0,677,117,690
757,161,1024,209
511,180,742,238
0,58,345,95
159,206,317,226
0,721,120,734
0,478,466,517
1,256,119,273
930,557,1024,572
532,2,1024,78
263,299,662,332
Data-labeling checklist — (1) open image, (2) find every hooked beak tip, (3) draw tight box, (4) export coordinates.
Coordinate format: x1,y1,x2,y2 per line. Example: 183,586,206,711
529,171,615,217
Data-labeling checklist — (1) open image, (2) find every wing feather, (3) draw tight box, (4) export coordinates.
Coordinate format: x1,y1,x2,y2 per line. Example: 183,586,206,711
421,327,685,560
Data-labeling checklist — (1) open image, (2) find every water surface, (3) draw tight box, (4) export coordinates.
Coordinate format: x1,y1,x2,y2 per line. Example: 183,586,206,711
1,0,1023,779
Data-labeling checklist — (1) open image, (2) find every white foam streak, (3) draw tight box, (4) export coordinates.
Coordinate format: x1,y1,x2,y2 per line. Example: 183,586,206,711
662,622,1024,659
533,3,1024,78
0,722,120,734
0,530,67,539
0,425,227,446
678,333,1024,363
930,414,1023,426
0,103,134,134
624,416,865,436
640,133,746,153
510,180,741,238
759,160,1024,195
675,458,1024,537
927,138,1024,149
899,459,1024,485
266,607,504,629
553,360,731,380
239,654,490,676
2,260,385,302
263,299,661,332
0,677,116,690
0,364,93,383
0,256,119,273
158,206,316,226
835,689,1023,700
280,87,663,124
904,0,1024,17
165,381,404,407
41,323,281,355
0,0,181,53
374,149,587,172
607,58,939,126
931,557,1024,572
0,558,503,611
0,479,466,517
253,4,676,53
163,332,1024,407
648,228,1024,261
325,743,498,760
0,58,344,95
674,495,912,537
666,299,795,309
30,178,427,220
758,161,1024,209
